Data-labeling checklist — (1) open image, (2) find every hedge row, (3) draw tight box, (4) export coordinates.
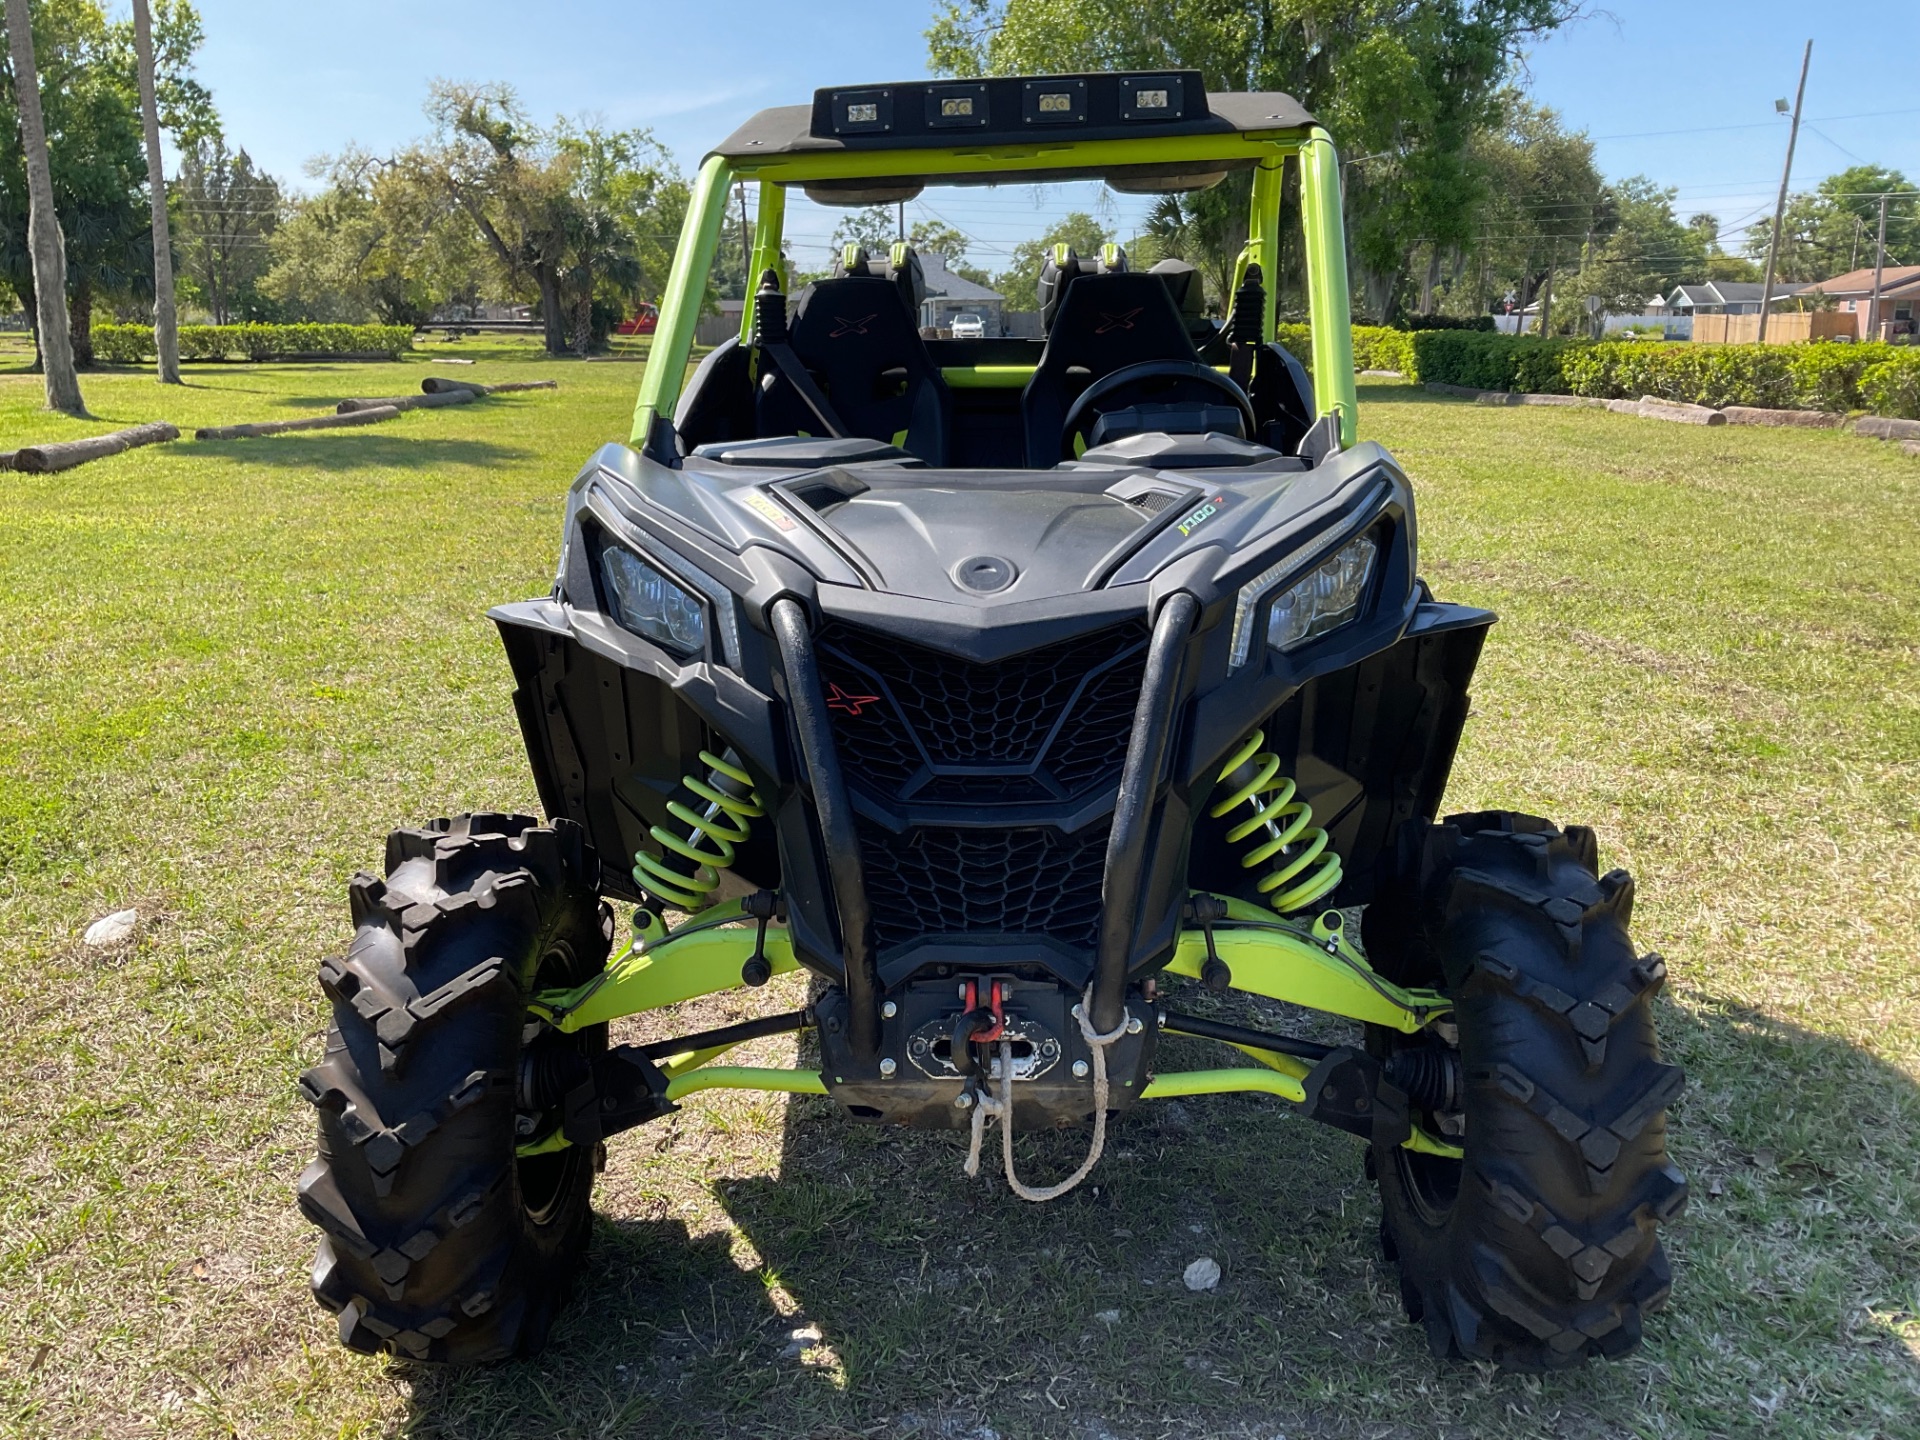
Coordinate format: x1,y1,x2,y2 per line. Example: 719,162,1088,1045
1563,340,1920,416
1410,332,1920,418
93,323,414,363
1409,330,1584,394
1275,323,1419,378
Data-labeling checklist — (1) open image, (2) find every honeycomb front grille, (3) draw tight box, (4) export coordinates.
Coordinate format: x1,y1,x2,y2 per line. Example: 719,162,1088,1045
817,621,1145,805
858,819,1110,953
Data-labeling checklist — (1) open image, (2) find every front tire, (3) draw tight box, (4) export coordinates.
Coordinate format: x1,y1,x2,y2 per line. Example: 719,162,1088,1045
1362,811,1688,1369
297,813,611,1362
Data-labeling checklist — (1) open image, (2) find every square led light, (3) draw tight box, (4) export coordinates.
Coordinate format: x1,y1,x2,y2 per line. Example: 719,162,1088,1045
926,82,988,128
1120,74,1186,120
830,89,892,135
1023,78,1086,124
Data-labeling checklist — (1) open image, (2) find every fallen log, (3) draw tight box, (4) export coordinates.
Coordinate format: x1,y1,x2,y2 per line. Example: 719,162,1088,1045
1605,399,1643,415
1424,381,1485,399
1721,405,1844,428
1518,393,1607,408
12,422,180,473
419,376,560,395
1473,391,1524,406
1851,415,1920,442
196,406,402,440
1638,396,1726,426
336,390,477,415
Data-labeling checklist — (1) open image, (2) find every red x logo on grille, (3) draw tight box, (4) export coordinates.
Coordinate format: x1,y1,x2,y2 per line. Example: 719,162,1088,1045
830,313,878,337
826,682,882,717
1095,308,1143,334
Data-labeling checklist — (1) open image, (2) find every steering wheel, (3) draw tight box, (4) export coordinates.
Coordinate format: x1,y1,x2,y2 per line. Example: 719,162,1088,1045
1059,360,1257,459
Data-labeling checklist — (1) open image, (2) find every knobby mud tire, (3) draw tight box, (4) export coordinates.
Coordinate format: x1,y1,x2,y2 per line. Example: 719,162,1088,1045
1361,811,1688,1369
297,813,612,1362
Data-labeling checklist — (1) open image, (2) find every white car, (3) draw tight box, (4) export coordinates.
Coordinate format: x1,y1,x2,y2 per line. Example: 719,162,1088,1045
949,312,986,339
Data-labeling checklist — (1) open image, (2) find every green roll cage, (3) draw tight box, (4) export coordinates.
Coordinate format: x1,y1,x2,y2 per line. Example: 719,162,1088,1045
628,123,1359,450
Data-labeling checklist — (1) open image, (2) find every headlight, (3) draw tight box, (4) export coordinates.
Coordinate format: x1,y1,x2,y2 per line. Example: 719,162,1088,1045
1229,531,1378,669
600,546,707,656
1266,535,1377,652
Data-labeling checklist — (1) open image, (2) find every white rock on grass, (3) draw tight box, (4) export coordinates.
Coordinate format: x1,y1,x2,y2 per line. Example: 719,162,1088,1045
84,909,138,946
780,1322,823,1359
1183,1257,1222,1291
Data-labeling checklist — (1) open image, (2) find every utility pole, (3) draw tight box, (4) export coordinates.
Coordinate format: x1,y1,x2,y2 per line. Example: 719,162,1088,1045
1537,238,1558,336
1866,192,1889,342
1758,39,1812,344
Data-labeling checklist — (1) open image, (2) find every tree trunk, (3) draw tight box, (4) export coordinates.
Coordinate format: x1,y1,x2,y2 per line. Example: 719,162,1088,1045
536,265,566,355
68,273,93,367
131,0,180,382
572,271,592,356
5,0,85,413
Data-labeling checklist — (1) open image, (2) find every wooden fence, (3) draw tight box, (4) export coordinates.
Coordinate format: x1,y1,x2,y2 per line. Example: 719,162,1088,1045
1693,311,1857,345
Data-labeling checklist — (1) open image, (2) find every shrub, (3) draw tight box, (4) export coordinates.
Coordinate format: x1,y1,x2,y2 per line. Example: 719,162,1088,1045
1273,323,1419,379
1860,351,1920,419
1409,331,1585,393
1352,325,1417,375
1561,339,1904,411
92,323,414,363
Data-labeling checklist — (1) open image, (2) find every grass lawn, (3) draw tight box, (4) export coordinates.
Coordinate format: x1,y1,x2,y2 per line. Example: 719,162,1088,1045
1,353,1916,1440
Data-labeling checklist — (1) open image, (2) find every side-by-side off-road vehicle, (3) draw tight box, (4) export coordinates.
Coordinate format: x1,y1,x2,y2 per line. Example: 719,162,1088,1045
299,73,1686,1370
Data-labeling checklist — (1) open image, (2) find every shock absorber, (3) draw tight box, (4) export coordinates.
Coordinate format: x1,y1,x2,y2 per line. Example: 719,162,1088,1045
1208,729,1342,914
631,748,765,912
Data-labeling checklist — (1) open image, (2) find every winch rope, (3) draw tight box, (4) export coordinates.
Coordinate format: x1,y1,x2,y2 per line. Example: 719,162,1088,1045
964,986,1130,1202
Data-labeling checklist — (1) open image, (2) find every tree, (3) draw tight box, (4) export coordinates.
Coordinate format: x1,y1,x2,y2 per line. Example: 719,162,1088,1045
1141,174,1253,311
0,0,212,368
130,0,176,380
929,0,1583,321
994,211,1111,310
1744,165,1917,281
262,149,470,325
174,136,281,322
4,0,82,411
1460,99,1602,331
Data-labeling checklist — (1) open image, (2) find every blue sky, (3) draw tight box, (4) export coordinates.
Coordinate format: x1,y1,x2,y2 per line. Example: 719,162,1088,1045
185,0,1920,269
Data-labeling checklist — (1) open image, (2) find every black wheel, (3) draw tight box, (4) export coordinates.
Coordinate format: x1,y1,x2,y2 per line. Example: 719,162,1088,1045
1361,811,1688,1369
297,813,612,1362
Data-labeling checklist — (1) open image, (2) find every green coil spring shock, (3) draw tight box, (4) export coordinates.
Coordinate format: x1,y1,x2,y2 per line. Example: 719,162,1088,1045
1208,729,1343,914
631,748,766,912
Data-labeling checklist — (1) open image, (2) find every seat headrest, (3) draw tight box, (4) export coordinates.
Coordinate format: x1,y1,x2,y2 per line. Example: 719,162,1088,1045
1038,245,1099,333
833,244,876,278
823,243,923,325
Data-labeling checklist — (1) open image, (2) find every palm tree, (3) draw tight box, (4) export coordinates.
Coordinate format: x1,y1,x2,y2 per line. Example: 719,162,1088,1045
562,203,639,355
4,0,85,413
131,0,179,383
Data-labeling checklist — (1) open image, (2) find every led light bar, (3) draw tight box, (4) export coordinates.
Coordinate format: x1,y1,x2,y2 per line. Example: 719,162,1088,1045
813,72,1206,145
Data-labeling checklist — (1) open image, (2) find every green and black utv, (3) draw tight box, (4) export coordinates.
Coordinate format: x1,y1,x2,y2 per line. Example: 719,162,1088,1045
299,72,1686,1370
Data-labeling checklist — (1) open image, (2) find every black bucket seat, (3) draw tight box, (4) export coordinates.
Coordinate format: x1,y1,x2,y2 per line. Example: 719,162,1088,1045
755,245,951,463
1021,253,1206,466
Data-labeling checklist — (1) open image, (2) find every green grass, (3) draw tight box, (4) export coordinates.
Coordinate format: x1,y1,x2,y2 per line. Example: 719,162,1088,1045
1,363,1916,1439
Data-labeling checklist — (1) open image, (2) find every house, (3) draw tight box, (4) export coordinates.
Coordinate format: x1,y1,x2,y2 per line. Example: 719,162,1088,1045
1663,281,1805,316
1798,265,1920,341
916,252,1006,334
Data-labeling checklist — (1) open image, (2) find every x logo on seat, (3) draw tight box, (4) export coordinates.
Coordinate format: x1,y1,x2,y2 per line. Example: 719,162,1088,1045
1095,308,1143,334
831,314,878,337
